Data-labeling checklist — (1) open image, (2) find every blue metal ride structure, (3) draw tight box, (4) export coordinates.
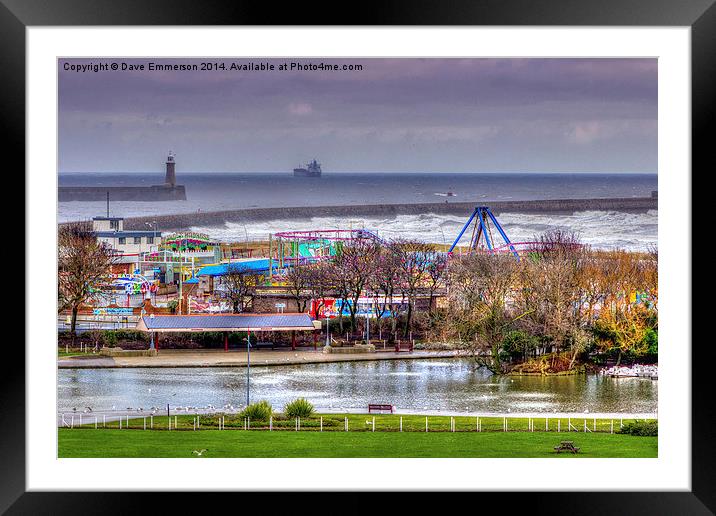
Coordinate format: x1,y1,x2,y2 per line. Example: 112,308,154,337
448,206,519,259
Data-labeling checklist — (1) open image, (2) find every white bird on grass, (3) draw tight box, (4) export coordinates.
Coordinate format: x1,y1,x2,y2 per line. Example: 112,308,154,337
192,449,208,456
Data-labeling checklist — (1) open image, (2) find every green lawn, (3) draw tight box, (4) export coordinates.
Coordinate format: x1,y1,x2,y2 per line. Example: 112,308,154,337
58,420,657,458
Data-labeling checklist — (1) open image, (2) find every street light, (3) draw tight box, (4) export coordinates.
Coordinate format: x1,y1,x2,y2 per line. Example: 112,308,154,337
178,237,185,314
144,220,158,252
246,327,251,406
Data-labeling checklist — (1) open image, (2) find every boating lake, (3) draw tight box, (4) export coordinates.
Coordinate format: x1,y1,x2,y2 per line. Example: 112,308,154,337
58,358,657,414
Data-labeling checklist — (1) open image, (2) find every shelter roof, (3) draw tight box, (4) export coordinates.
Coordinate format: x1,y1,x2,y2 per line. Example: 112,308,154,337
137,313,315,332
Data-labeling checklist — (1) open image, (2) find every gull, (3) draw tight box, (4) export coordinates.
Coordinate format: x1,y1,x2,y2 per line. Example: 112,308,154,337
192,449,208,456
72,407,77,412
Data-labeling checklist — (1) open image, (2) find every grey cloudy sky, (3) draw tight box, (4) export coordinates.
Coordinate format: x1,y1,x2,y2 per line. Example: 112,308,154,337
58,58,657,174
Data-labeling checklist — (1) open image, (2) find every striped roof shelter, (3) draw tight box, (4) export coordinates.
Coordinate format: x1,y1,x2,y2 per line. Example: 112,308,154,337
136,313,318,333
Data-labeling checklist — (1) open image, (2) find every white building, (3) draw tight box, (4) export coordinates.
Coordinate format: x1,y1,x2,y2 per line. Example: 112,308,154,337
93,217,162,255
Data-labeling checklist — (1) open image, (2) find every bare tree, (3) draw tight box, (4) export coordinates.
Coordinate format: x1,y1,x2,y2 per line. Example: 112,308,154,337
58,222,117,338
367,246,402,340
305,261,334,319
219,263,258,313
334,238,380,332
392,239,435,338
425,252,448,314
446,252,519,373
284,262,312,313
519,230,585,367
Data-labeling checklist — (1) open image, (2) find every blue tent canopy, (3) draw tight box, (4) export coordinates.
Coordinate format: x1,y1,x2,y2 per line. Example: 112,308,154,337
196,260,277,277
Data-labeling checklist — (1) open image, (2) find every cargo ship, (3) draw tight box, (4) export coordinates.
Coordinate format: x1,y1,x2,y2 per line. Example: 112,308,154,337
293,159,322,177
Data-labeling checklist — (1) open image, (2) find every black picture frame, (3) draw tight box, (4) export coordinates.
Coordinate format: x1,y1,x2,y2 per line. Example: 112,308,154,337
4,0,711,512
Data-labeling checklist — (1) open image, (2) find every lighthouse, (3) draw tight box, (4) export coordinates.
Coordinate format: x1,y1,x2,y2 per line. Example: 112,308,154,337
165,151,176,186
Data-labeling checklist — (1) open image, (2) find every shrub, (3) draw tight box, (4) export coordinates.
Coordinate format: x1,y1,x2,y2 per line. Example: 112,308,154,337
101,331,118,347
284,398,314,418
643,328,658,356
619,420,658,436
114,330,148,342
240,400,273,421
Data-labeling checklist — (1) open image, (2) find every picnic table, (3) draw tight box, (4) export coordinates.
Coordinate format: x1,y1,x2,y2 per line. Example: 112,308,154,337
554,441,580,454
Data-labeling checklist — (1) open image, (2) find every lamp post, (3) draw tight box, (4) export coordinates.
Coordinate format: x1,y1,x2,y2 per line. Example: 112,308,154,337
145,221,158,252
178,237,185,314
246,327,251,406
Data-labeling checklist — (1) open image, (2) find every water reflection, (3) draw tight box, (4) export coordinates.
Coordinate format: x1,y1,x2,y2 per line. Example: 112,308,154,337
58,359,657,413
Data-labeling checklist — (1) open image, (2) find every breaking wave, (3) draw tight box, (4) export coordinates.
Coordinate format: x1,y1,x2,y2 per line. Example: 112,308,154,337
192,209,657,252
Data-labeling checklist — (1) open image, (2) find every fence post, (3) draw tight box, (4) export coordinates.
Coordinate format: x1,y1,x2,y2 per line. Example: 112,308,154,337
620,418,623,429
568,417,571,431
79,414,82,427
270,416,273,431
503,417,506,432
400,416,403,432
584,419,587,432
320,416,323,432
345,416,348,432
95,416,98,429
546,417,549,432
372,416,375,432
593,417,596,432
175,415,177,429
425,417,428,433
558,420,561,433
103,415,106,428
143,417,146,430
611,420,614,434
119,417,122,430
193,417,196,431
150,415,153,429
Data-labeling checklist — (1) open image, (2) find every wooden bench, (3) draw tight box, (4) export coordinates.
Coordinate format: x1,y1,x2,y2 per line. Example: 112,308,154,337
394,340,414,352
368,404,394,414
554,441,581,454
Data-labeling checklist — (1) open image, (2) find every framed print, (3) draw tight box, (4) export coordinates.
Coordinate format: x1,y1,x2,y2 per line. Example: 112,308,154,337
6,0,712,512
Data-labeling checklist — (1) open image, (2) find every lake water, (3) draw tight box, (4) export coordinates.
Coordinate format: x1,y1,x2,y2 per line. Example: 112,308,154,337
58,358,657,414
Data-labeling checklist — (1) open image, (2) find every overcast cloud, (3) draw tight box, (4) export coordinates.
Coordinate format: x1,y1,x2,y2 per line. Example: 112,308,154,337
58,58,657,173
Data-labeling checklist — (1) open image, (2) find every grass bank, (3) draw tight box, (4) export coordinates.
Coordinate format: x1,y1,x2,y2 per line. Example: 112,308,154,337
59,414,657,458
58,428,656,458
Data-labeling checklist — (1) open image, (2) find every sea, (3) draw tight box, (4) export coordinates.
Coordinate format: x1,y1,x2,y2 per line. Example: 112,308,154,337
58,172,657,251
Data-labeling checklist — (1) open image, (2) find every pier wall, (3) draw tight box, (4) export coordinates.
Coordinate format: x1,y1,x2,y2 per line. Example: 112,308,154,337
59,185,186,202
121,197,657,232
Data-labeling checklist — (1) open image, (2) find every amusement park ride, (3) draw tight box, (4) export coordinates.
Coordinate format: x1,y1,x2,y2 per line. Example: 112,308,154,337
449,206,520,258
